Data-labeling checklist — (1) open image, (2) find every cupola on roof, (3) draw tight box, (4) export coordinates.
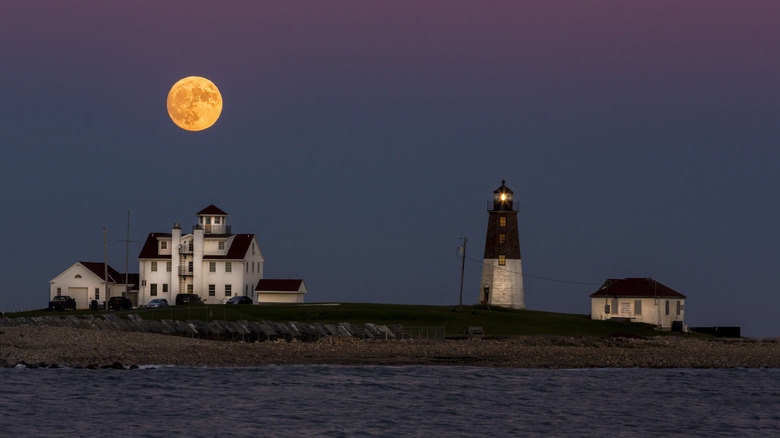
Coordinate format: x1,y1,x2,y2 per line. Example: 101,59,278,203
197,204,228,216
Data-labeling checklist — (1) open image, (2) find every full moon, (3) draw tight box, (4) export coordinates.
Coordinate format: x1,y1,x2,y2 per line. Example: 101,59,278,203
167,76,223,131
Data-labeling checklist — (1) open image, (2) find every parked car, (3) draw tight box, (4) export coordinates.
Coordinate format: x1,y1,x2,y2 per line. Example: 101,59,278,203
108,296,133,311
175,294,203,305
226,296,253,305
49,295,76,311
146,298,169,308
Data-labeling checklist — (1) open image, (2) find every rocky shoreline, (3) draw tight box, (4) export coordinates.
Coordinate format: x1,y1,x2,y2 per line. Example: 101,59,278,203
1,324,779,369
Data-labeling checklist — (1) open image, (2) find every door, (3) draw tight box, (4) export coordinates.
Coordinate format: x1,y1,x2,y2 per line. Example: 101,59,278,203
67,287,88,309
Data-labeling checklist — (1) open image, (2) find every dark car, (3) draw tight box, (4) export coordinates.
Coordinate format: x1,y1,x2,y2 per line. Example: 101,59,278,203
49,295,76,311
175,293,203,306
226,296,253,305
108,296,133,311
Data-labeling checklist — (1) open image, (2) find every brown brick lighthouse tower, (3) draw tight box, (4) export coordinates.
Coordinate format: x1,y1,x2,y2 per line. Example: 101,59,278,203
478,180,525,309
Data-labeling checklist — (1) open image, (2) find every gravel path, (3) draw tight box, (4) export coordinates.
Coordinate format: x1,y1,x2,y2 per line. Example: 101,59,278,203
1,325,778,369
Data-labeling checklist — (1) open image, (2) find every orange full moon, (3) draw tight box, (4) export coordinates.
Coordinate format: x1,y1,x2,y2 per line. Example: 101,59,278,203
166,76,223,131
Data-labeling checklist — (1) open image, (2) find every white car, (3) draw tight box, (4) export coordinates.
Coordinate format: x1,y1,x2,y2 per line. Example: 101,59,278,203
146,298,169,308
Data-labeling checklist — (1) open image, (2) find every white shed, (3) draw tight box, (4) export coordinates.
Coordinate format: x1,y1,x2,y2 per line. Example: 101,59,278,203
256,279,307,304
590,278,686,331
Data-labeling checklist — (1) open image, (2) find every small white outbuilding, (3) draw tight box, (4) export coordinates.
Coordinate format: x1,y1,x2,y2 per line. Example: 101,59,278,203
590,278,686,331
255,279,307,304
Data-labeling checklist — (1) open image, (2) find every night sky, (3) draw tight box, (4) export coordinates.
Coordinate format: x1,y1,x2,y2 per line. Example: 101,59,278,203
2,1,779,337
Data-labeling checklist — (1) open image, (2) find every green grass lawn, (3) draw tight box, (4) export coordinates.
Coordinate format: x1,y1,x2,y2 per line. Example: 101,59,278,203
7,302,665,338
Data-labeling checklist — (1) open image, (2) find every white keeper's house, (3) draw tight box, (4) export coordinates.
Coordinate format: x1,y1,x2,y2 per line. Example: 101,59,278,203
590,277,687,331
137,204,269,306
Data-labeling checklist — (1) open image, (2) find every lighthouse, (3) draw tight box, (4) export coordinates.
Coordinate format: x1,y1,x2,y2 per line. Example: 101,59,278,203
478,180,525,309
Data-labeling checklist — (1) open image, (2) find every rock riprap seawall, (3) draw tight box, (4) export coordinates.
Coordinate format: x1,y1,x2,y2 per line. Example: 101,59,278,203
1,324,779,368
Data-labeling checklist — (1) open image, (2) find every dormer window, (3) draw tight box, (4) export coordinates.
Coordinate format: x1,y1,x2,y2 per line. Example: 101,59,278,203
219,241,225,250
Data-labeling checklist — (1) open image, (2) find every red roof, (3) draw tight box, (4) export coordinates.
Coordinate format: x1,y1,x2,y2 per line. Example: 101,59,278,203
79,262,133,285
256,279,304,292
203,234,256,260
197,204,228,216
138,233,172,259
138,233,255,260
590,278,686,299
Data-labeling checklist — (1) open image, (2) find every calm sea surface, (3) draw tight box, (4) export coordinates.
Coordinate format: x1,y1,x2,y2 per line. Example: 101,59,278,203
1,366,778,437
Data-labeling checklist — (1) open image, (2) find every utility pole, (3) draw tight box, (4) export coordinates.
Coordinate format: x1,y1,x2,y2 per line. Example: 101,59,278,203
125,210,129,290
459,236,467,306
103,227,108,310
116,210,141,293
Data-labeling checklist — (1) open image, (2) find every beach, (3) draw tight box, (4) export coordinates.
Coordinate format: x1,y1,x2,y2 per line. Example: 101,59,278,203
1,324,779,368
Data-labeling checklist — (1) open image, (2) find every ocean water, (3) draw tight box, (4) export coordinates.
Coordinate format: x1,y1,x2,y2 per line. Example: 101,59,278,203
1,366,778,437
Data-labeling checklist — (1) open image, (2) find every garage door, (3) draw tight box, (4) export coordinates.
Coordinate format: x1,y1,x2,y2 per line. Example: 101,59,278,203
67,287,88,309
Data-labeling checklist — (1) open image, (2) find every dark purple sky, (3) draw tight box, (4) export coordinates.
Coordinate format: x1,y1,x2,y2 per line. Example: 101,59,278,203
2,1,779,337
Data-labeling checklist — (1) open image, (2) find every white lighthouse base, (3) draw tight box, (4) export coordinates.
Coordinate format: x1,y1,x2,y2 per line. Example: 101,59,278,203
479,258,525,309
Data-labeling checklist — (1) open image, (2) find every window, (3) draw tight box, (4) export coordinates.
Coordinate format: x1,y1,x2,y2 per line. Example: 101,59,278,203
611,300,618,315
665,300,670,315
225,262,232,273
189,241,193,252
166,261,172,272
95,288,100,300
161,241,167,250
151,261,157,272
209,262,216,273
57,288,61,296
219,241,225,250
206,217,211,224
163,284,168,293
634,300,642,315
187,284,193,293
225,284,232,297
215,217,220,224
209,284,216,296
498,255,506,266
498,233,506,244
252,262,254,273
246,262,248,273
604,304,610,314
677,301,682,315
142,280,146,287
499,216,507,227
245,285,248,295
150,284,157,296
188,261,193,273
74,274,82,279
